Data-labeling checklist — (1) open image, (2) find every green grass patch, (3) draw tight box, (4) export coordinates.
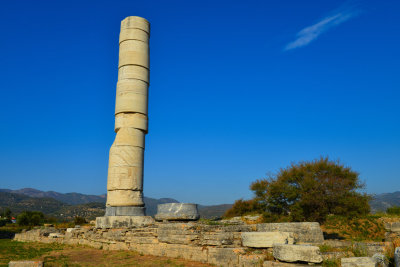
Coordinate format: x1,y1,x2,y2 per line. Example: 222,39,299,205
0,239,64,266
322,258,340,267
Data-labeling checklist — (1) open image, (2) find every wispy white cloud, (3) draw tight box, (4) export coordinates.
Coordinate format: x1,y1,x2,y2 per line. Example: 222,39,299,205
284,7,360,51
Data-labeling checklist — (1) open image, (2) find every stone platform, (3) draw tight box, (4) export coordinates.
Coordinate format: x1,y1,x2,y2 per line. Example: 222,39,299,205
15,221,327,267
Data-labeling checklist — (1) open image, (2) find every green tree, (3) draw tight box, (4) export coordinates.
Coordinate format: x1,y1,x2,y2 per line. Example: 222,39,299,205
73,216,86,225
224,199,261,218
225,157,371,222
17,211,45,226
1,208,12,220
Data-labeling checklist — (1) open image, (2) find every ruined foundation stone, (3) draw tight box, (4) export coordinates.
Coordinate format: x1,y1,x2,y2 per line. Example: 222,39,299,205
241,232,295,248
395,247,400,267
257,222,324,244
273,244,323,263
8,261,43,267
96,216,155,228
155,203,200,221
341,257,378,267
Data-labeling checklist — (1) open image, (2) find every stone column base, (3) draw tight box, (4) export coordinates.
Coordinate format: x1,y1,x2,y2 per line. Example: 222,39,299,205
105,206,145,216
155,203,200,221
96,216,155,229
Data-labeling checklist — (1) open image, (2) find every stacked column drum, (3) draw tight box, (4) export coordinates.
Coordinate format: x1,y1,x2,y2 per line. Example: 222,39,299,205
106,16,150,216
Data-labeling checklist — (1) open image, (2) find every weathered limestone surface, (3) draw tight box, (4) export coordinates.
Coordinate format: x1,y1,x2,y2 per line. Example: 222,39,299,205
96,216,155,228
157,222,250,247
263,261,311,267
341,257,377,267
372,253,389,267
155,203,200,221
384,222,400,232
241,232,295,248
8,261,43,267
257,222,324,244
273,244,323,263
14,221,327,266
395,247,400,267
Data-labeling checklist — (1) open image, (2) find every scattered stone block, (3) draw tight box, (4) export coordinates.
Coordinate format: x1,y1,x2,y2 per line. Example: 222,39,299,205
395,247,400,267
241,232,294,248
263,261,310,267
354,242,390,256
257,222,324,244
155,203,200,221
341,257,377,267
372,253,389,267
273,244,323,263
391,222,400,232
8,261,43,267
384,222,400,232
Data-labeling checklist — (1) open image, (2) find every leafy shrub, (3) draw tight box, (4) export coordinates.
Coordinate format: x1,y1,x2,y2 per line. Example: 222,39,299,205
16,211,45,226
0,219,8,227
73,216,86,225
1,208,12,220
225,157,371,223
224,199,261,218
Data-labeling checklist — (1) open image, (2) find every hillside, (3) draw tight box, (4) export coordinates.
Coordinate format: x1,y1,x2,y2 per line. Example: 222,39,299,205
198,204,233,219
0,188,106,205
371,191,400,212
2,188,400,220
0,188,231,218
0,192,67,215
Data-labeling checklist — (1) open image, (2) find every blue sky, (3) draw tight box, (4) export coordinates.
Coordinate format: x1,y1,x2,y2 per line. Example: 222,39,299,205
0,0,399,205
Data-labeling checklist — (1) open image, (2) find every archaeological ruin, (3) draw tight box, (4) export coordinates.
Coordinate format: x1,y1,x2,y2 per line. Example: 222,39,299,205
13,16,400,267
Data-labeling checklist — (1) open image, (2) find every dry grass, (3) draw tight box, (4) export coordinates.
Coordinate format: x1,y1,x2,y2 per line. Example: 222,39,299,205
321,215,386,241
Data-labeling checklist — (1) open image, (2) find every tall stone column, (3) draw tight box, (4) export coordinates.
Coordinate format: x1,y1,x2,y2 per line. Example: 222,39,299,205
105,16,150,217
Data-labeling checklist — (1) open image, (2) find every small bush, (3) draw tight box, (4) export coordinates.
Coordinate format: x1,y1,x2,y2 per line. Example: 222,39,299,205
16,211,45,226
73,216,86,225
0,219,9,227
224,199,261,218
322,258,340,267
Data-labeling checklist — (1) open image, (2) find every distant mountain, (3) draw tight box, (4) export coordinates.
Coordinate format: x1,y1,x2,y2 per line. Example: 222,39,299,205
144,197,179,216
0,188,106,205
198,204,232,219
0,191,68,217
370,191,400,212
3,187,398,219
0,188,232,219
